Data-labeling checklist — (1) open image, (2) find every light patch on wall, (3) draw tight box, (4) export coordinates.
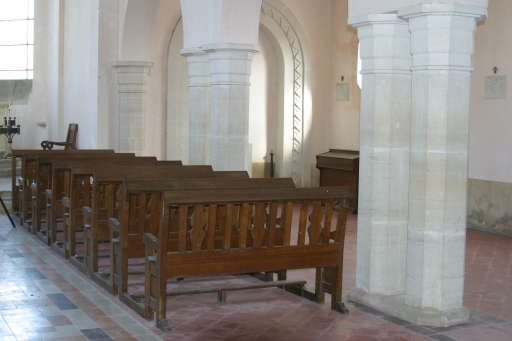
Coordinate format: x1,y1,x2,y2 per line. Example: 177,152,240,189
484,75,507,99
336,83,349,101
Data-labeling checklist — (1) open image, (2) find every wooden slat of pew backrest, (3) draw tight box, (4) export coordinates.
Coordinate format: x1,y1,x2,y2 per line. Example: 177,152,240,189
79,168,247,276
144,186,353,330
17,150,115,226
12,149,114,222
105,177,294,307
51,161,184,258
30,153,138,238
39,156,158,246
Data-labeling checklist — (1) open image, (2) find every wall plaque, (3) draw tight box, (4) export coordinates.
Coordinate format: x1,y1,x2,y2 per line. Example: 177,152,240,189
485,75,506,99
336,83,350,101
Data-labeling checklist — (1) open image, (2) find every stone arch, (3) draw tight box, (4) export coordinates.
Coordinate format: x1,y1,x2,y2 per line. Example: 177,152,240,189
259,0,312,187
119,0,160,61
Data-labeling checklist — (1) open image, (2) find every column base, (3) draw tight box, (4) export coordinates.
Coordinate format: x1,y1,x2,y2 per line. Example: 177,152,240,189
348,288,471,327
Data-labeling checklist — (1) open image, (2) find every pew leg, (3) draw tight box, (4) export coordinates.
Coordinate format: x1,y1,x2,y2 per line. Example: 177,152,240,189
315,267,325,304
156,319,171,333
330,266,349,314
217,291,226,303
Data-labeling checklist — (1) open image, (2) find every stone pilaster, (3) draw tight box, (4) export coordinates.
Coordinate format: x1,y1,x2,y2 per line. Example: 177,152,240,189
112,61,153,155
399,3,487,325
181,48,211,165
347,15,411,298
202,43,259,171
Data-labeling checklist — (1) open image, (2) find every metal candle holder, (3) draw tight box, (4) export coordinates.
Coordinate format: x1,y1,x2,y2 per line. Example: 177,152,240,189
0,117,21,158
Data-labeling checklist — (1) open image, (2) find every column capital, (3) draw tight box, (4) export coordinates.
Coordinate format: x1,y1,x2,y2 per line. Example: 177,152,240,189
201,43,259,54
350,14,411,74
180,47,206,56
111,61,153,93
111,61,154,74
398,3,487,21
400,4,486,71
348,13,407,27
182,48,211,88
202,44,258,86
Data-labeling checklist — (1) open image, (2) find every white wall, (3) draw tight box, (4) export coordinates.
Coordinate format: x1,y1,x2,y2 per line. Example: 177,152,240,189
329,0,360,152
98,0,119,149
467,0,512,234
60,0,100,149
166,20,189,162
249,29,278,166
13,0,60,150
145,0,182,159
470,0,512,183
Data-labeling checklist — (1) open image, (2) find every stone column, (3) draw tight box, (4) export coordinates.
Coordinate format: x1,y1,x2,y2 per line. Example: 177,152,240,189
112,61,153,155
347,15,411,299
398,4,487,326
202,43,259,171
181,48,211,165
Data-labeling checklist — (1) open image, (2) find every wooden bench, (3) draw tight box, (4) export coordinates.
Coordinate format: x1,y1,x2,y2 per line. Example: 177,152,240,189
29,154,139,240
142,186,353,332
105,177,295,315
77,168,247,276
13,149,114,225
57,164,211,260
35,156,161,245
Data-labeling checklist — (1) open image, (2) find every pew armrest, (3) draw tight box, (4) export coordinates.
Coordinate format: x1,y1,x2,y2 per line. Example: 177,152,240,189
62,197,70,208
108,218,122,233
143,233,160,251
45,189,52,199
82,206,92,218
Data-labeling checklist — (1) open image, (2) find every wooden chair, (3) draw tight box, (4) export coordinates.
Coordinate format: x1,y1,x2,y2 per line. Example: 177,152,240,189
41,123,78,150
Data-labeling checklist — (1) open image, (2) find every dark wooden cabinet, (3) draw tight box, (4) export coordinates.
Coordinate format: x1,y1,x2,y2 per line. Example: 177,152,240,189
316,149,359,214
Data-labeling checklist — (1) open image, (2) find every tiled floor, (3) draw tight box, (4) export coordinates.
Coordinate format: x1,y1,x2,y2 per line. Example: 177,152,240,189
1,212,512,340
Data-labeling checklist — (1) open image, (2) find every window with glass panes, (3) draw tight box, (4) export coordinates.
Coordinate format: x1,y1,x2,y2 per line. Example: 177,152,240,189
0,0,34,80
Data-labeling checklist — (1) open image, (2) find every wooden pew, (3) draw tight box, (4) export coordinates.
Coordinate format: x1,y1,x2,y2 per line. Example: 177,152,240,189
36,156,160,245
29,153,138,238
56,164,210,260
11,149,114,218
103,177,295,315
14,149,114,225
77,168,248,276
142,186,353,332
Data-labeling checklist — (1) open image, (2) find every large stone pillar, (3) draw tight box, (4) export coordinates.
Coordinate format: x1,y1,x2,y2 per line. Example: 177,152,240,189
202,43,258,171
398,4,487,326
181,48,211,165
112,61,153,155
347,15,411,299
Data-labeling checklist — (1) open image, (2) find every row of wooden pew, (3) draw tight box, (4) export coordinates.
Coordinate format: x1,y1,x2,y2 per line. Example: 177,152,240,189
11,149,354,332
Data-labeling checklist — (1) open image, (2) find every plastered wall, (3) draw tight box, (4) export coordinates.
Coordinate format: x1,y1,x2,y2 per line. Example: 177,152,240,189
468,0,512,235
249,0,360,183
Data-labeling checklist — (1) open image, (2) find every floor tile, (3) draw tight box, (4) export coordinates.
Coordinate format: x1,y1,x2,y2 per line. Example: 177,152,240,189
1,211,512,341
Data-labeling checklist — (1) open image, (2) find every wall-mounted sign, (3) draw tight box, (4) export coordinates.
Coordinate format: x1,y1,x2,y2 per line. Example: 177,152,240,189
485,75,506,99
336,83,350,101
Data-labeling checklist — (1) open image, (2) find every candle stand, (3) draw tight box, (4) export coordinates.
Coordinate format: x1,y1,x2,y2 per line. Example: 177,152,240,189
0,117,21,159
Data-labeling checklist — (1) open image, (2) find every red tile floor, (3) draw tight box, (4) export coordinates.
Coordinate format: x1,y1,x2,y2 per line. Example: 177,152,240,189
1,211,512,340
